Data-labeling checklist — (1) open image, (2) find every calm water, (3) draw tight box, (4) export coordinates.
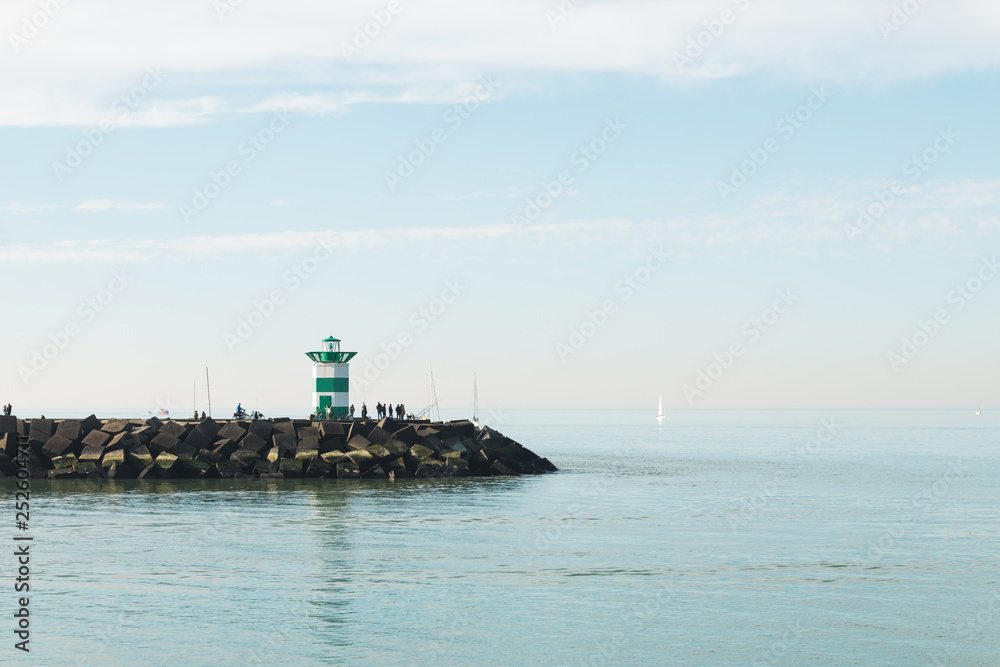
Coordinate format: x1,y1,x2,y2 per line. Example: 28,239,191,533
2,409,998,666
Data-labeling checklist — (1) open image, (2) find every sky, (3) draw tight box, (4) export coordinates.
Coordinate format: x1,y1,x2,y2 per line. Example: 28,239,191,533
1,0,998,416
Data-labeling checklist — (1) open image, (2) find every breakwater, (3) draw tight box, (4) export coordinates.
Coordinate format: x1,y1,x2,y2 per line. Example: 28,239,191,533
0,415,557,480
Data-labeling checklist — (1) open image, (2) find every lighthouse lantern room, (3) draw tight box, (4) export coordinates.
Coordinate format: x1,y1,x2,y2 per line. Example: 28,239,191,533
305,336,357,419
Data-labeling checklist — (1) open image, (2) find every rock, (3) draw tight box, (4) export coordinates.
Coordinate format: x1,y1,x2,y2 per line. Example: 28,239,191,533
446,459,471,477
295,449,319,462
143,415,163,432
469,450,491,474
216,421,247,443
535,457,558,472
266,447,280,463
104,432,134,453
129,447,155,469
129,426,156,446
101,419,130,434
421,434,443,451
29,418,55,442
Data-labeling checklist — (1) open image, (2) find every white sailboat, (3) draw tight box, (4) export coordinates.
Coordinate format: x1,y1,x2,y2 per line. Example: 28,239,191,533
472,373,480,428
656,395,665,422
976,402,981,415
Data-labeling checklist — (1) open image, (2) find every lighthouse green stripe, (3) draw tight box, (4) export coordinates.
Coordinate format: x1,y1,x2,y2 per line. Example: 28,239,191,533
315,378,349,393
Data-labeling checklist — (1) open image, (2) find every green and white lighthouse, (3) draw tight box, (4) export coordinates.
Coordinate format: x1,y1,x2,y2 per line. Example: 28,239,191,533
306,336,357,419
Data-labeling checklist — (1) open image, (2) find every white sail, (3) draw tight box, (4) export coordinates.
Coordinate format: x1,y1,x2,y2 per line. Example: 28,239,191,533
656,394,665,421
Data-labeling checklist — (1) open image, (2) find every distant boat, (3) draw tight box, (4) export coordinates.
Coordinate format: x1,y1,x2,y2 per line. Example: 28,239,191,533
472,372,480,428
976,403,981,415
656,395,665,422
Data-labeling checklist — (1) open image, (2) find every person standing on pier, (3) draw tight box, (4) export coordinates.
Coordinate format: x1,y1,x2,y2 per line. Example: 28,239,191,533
361,403,368,420
349,404,355,419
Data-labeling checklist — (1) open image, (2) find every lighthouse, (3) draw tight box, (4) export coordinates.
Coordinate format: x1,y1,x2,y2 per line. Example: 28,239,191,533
305,336,357,419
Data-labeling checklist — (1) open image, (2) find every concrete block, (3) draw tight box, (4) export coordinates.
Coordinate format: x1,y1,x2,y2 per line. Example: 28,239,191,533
42,435,77,459
336,462,360,479
346,449,375,471
184,428,212,451
384,439,409,457
367,425,393,445
279,458,304,476
255,459,278,475
212,438,239,459
272,433,297,452
51,454,78,469
319,422,344,439
154,452,179,471
102,449,127,469
0,415,17,435
266,447,280,463
298,436,320,452
306,458,333,477
180,459,212,478
364,444,392,461
149,433,179,456
128,447,154,469
240,433,270,456
81,430,111,449
215,460,244,477
137,464,161,480
347,434,371,450
143,415,163,432
248,420,272,441
259,472,284,480
362,464,390,479
129,426,155,445
318,436,345,454
216,421,247,443
295,449,319,462
297,426,321,440
489,460,518,476
194,417,222,440
79,446,105,462
272,421,296,436
347,421,375,441
389,424,421,446
231,449,260,468
320,451,350,465
172,443,197,460
196,449,221,464
101,419,130,434
409,445,436,460
107,461,137,479
158,420,187,438
55,420,82,441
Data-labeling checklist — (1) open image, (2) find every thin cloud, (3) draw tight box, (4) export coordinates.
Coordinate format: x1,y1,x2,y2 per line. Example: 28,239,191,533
73,199,167,212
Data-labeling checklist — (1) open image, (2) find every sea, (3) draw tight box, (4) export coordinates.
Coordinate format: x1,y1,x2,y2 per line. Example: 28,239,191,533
1,408,997,666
